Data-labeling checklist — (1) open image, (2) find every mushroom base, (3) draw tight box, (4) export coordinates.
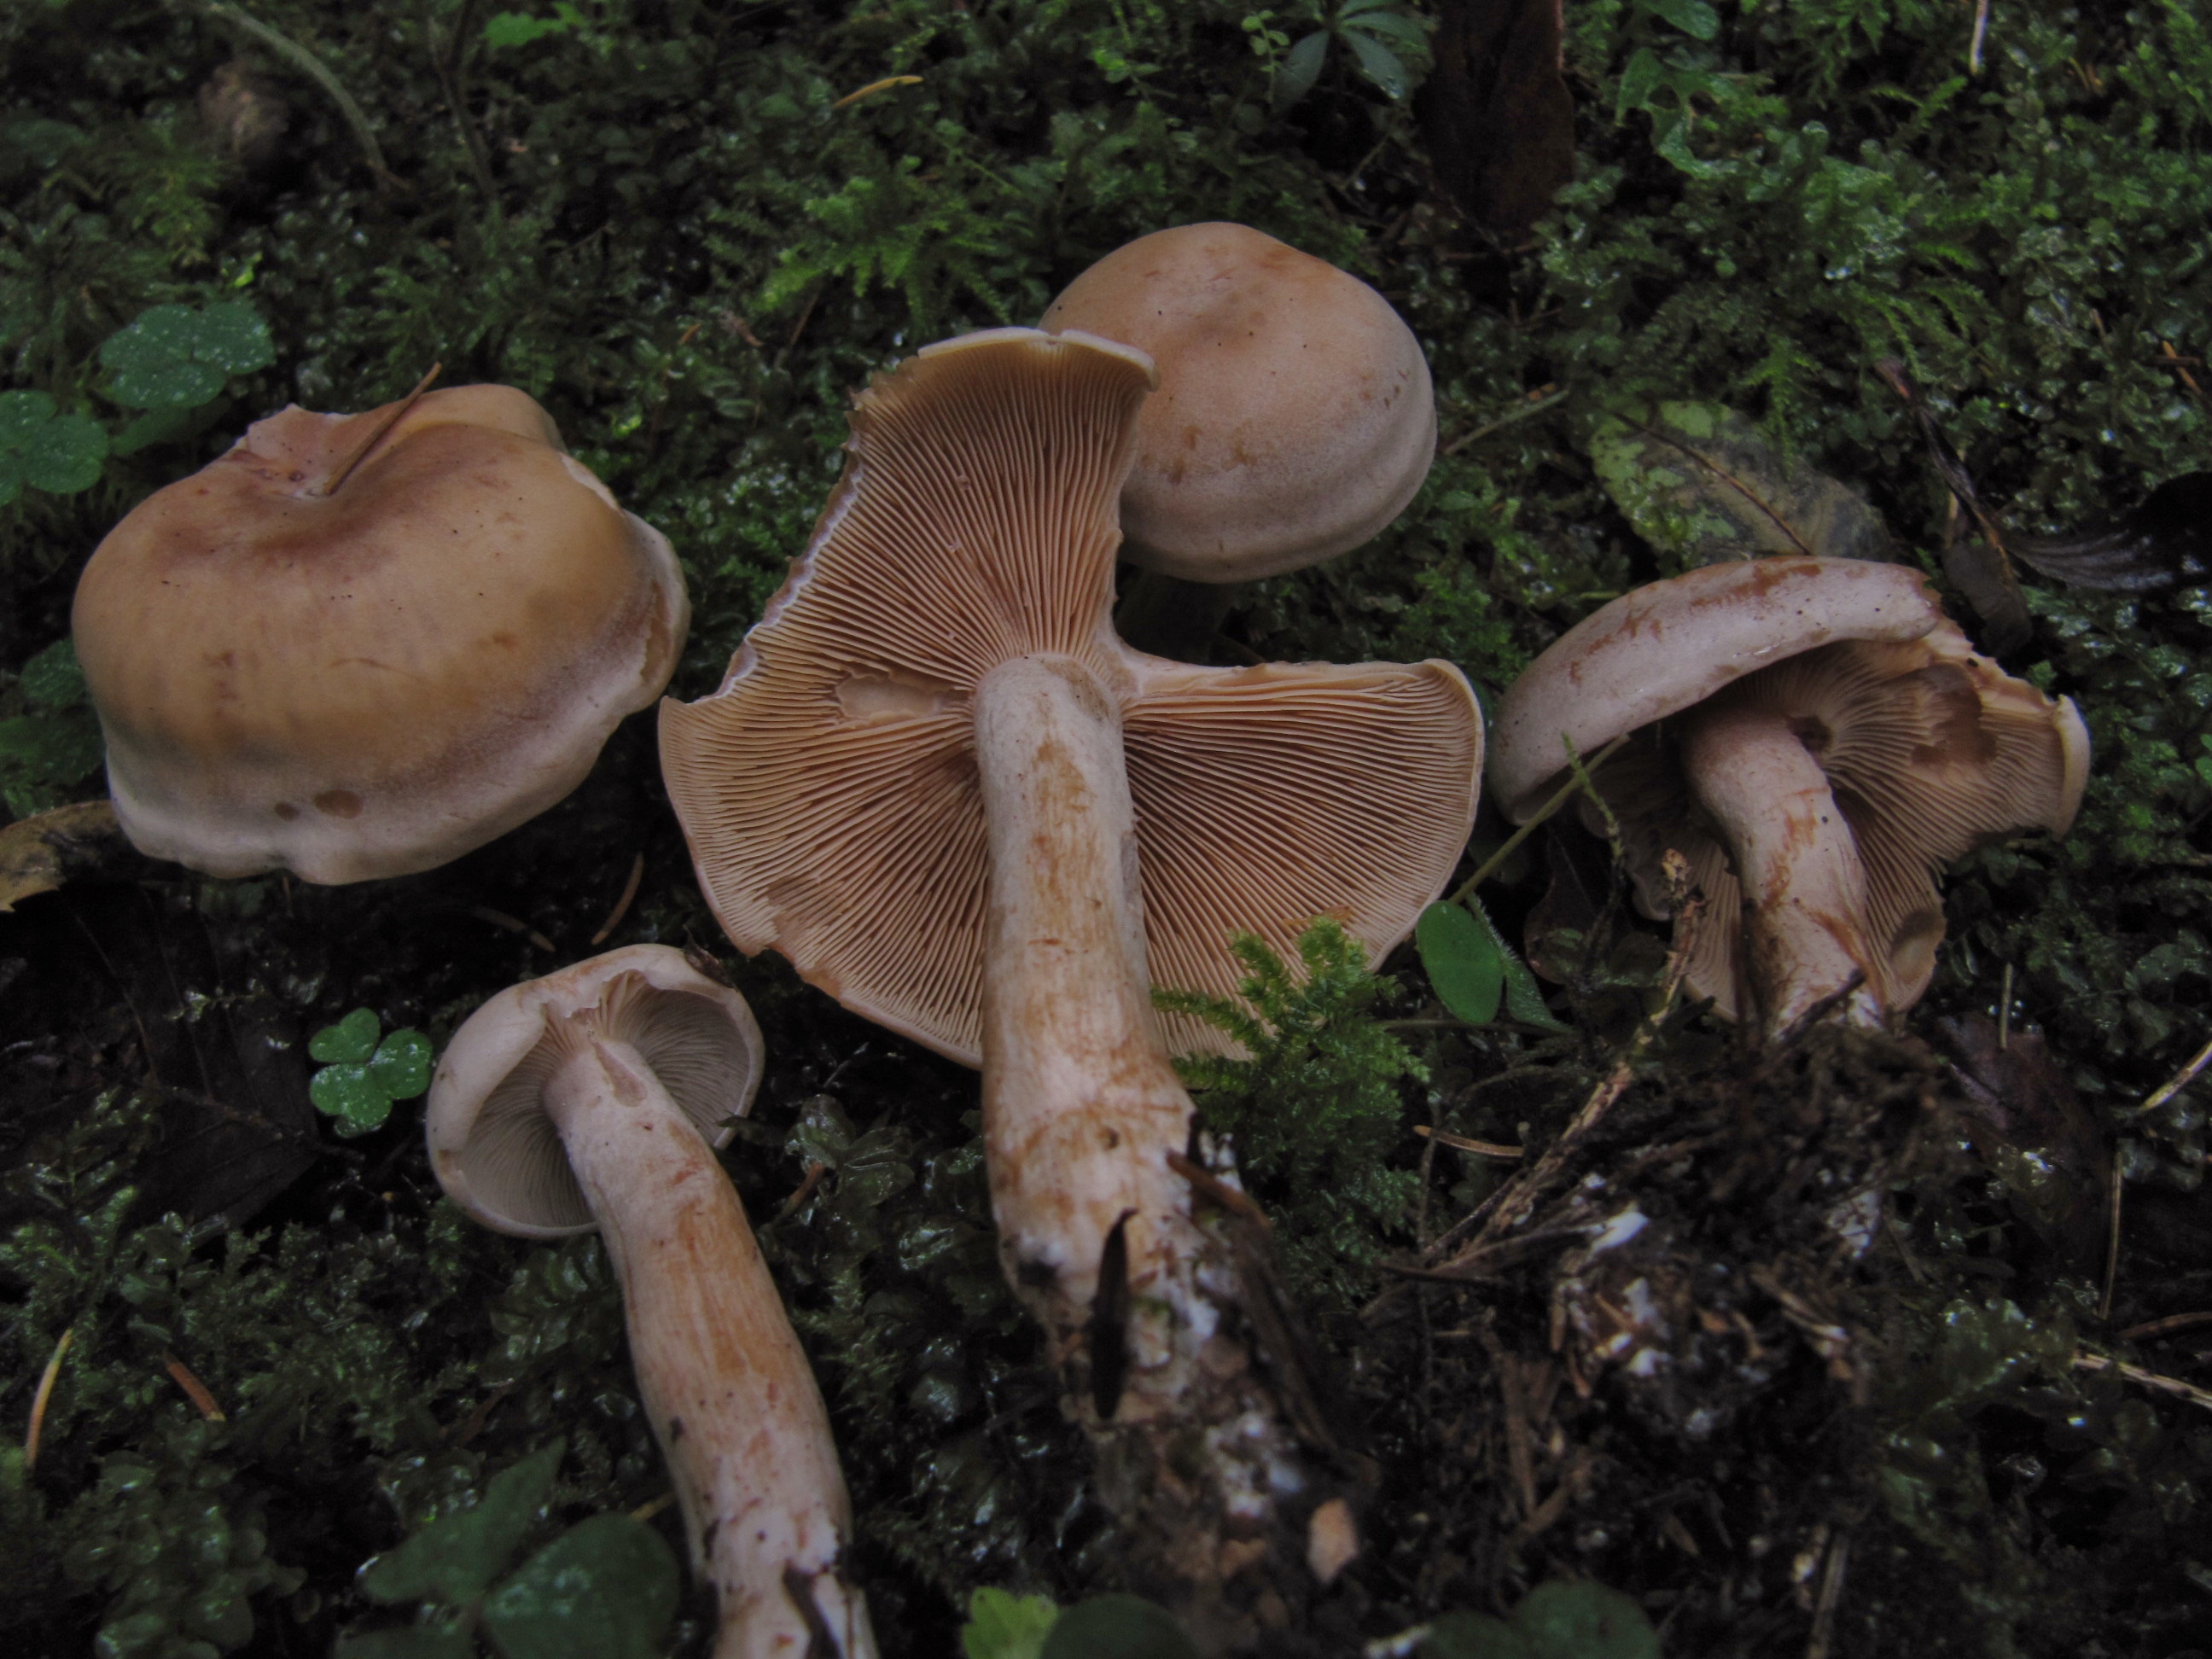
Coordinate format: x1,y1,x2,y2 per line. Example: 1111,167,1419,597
974,655,1364,1650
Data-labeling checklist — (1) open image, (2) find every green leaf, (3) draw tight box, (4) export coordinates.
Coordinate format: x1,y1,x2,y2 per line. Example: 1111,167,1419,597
480,1514,679,1659
1470,899,1569,1032
1420,1611,1537,1659
370,1031,435,1102
1344,11,1429,49
483,10,574,47
20,639,86,709
97,302,274,410
0,390,108,502
362,1442,565,1608
1642,0,1720,41
1417,902,1505,1025
310,1066,393,1132
1341,29,1411,100
1616,45,1666,116
311,1008,381,1065
1039,1596,1199,1659
0,707,105,817
335,1627,476,1659
1512,1580,1662,1659
1274,32,1330,109
1586,398,1892,570
963,1587,1061,1659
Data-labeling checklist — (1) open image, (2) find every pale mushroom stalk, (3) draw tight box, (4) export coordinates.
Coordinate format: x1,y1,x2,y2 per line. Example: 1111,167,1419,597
973,655,1203,1379
536,1027,875,1659
428,948,874,1659
1678,699,1886,1029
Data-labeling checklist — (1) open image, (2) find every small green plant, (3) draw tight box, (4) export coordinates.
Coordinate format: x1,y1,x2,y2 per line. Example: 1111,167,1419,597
482,4,589,49
1260,0,1431,109
0,391,106,504
336,1441,679,1659
308,1010,434,1134
1416,895,1561,1030
958,1587,1200,1659
0,637,103,817
1417,1578,1662,1658
96,300,274,412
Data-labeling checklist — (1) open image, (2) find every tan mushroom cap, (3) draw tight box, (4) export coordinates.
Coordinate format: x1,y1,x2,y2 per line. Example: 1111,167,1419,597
1039,222,1436,582
73,384,688,884
426,945,763,1238
1493,558,2089,1021
661,327,1481,1067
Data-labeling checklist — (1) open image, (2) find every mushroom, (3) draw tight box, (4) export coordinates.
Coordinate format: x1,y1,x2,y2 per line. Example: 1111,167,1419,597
1490,558,2090,1032
660,328,1479,1598
1039,223,1435,655
427,945,876,1659
73,383,687,883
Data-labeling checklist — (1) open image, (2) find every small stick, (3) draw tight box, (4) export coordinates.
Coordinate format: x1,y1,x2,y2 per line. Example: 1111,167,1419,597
1441,386,1569,457
2073,1351,2212,1412
469,904,555,952
24,1329,73,1470
2117,1310,2212,1342
1414,1125,1524,1159
830,74,923,109
190,0,402,189
2099,1157,2123,1323
1448,732,1629,906
1968,0,1991,74
1167,1149,1272,1232
589,852,646,946
631,1490,677,1523
766,1161,829,1228
2138,1030,2212,1115
1805,1531,1851,1659
1996,962,2012,1051
322,363,443,496
161,1352,226,1421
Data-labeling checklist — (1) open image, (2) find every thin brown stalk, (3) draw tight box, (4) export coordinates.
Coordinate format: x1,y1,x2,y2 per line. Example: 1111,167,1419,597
323,364,443,496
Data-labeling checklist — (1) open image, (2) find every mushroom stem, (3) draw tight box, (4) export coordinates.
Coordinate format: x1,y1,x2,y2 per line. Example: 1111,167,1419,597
540,1032,876,1659
971,655,1205,1392
1679,700,1888,1033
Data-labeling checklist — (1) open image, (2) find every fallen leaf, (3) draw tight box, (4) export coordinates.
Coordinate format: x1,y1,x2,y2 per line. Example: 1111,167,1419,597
0,799,120,911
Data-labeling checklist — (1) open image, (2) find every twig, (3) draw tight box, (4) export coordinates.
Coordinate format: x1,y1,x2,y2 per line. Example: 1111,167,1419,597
1968,0,1991,75
2117,1310,2212,1342
468,904,555,952
2138,1031,2212,1115
2073,1350,2212,1412
185,2,402,190
766,1161,828,1228
2100,1156,2124,1322
831,74,923,109
323,364,442,496
24,1329,73,1470
422,0,497,202
1805,1531,1851,1659
1448,732,1629,907
1996,962,2012,1051
589,852,646,946
1414,1125,1523,1159
162,1352,226,1421
1441,387,1569,457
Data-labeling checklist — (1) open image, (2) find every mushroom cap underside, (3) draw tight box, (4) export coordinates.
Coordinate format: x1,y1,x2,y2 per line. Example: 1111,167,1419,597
661,328,1483,1065
1039,221,1436,582
1592,626,2089,1020
1490,557,1946,821
74,387,687,883
427,946,764,1237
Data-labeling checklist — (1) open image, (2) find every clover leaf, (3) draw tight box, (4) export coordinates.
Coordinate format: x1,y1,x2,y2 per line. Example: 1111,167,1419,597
97,302,275,410
308,1009,434,1133
0,390,108,504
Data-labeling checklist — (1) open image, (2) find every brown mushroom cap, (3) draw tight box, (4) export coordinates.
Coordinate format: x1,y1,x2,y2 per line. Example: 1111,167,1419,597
1492,558,2088,1021
73,385,687,884
661,327,1481,1066
425,945,763,1238
1039,223,1436,582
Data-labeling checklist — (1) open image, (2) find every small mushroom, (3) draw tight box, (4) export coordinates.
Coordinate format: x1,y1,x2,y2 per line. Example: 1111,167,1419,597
427,946,875,1659
1491,558,2088,1032
73,384,686,883
661,329,1479,1592
1041,223,1435,657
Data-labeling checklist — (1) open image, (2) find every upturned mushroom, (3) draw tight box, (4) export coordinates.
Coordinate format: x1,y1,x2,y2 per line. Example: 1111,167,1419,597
73,383,686,883
660,328,1480,1620
1039,223,1435,656
1490,558,2089,1032
427,946,875,1659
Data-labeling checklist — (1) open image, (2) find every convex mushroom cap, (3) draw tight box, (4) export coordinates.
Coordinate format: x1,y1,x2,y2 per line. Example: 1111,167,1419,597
73,384,687,884
1039,222,1436,582
1491,558,2088,1031
428,946,875,1659
661,327,1481,1068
